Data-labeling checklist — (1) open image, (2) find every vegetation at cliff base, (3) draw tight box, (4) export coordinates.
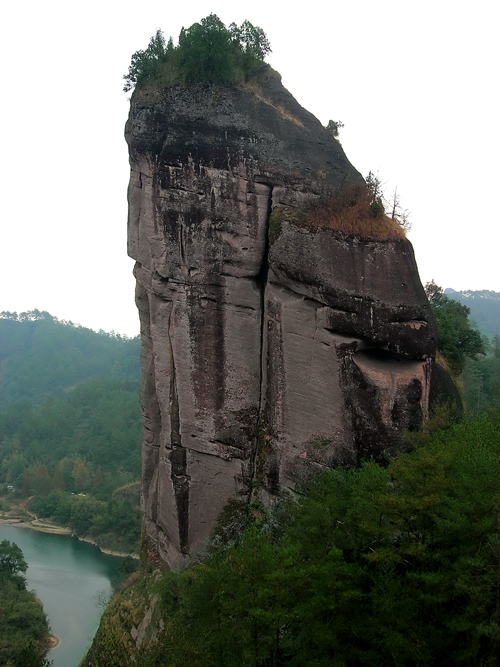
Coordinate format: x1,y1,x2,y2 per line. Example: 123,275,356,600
0,312,142,553
422,282,500,418
84,409,500,667
425,281,485,375
123,14,271,91
0,540,51,667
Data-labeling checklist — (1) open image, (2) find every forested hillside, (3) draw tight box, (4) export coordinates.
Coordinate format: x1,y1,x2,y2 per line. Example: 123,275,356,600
0,312,142,553
0,310,140,408
445,289,500,338
462,335,500,414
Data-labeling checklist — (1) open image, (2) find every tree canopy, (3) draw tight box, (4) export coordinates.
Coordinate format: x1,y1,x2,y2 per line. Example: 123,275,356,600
0,541,51,667
0,539,27,578
123,15,271,91
85,409,500,667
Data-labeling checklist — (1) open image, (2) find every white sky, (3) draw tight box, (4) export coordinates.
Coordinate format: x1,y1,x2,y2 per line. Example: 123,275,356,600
1,0,498,337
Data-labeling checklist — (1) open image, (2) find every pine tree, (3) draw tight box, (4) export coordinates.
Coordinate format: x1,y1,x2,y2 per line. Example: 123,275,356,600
53,463,64,491
72,458,90,493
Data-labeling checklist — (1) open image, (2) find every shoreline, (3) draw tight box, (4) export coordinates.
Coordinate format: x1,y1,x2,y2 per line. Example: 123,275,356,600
1,517,72,535
0,518,139,560
77,534,140,559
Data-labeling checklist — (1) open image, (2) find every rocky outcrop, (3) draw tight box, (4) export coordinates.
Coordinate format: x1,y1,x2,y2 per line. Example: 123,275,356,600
126,67,436,569
81,575,163,667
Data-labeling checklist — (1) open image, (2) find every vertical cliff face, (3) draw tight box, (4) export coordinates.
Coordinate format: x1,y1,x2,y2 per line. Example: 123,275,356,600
126,67,436,569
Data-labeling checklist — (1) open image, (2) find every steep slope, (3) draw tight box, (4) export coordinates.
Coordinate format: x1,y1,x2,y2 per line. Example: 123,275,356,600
125,66,436,568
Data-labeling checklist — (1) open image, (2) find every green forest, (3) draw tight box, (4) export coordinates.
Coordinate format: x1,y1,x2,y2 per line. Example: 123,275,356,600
0,539,51,667
0,312,142,553
0,310,140,409
85,409,500,667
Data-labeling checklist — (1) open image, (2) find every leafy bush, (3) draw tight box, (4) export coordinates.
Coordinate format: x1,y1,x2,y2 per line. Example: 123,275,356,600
123,15,271,91
326,119,344,138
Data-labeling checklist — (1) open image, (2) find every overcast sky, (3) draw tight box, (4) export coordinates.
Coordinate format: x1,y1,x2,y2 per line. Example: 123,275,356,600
1,0,498,336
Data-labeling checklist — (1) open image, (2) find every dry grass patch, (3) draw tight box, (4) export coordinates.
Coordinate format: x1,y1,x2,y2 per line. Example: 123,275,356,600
272,185,407,241
239,79,304,126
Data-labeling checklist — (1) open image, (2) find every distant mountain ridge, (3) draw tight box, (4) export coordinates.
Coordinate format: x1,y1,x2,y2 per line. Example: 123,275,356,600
0,310,140,409
445,289,500,339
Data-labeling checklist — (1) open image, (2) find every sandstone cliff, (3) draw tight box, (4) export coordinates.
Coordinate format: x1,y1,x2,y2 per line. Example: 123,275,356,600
125,67,436,569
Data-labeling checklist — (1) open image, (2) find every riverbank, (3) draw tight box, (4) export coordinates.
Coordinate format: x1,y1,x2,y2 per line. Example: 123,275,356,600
0,517,139,560
77,534,139,559
1,517,71,535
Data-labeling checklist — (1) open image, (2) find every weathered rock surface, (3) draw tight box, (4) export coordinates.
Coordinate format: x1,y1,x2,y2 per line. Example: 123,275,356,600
126,67,436,568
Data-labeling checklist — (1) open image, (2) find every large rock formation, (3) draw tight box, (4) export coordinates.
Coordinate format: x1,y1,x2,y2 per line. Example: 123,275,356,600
125,67,436,569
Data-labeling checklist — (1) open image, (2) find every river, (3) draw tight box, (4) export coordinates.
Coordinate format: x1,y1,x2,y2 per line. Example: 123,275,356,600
0,524,123,667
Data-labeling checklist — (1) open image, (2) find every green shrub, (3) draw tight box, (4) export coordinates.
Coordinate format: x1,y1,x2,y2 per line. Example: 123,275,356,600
268,207,284,244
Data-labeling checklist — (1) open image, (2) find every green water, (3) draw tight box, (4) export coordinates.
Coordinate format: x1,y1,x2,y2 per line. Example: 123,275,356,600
0,525,123,667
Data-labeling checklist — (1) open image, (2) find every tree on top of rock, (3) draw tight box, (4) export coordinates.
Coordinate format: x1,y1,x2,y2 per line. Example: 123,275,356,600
123,15,271,91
